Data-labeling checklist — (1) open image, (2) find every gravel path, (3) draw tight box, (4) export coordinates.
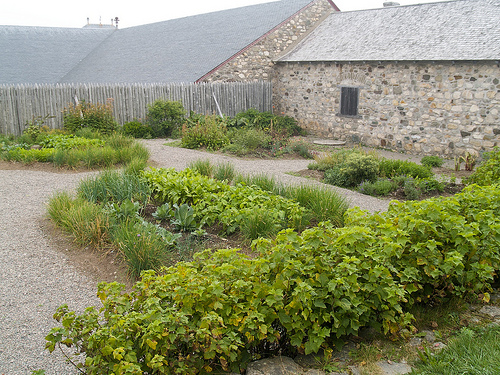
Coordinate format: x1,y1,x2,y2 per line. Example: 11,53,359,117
0,140,399,374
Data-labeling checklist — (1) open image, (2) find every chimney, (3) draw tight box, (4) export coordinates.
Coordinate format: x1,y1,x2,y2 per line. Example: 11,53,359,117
383,2,400,6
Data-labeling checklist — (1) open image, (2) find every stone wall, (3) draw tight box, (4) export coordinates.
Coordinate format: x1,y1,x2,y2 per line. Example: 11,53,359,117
200,0,335,83
272,61,500,157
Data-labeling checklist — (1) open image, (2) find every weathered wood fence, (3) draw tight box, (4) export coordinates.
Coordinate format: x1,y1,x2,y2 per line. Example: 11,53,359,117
0,82,272,136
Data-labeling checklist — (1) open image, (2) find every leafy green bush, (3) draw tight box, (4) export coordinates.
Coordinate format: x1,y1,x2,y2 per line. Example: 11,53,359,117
358,178,396,196
63,100,117,134
121,120,152,138
223,127,272,155
46,179,500,374
379,159,433,179
308,148,366,172
324,154,379,188
40,134,105,150
142,168,308,235
421,155,444,168
146,99,186,137
228,108,302,136
465,147,500,186
181,115,229,150
347,184,500,304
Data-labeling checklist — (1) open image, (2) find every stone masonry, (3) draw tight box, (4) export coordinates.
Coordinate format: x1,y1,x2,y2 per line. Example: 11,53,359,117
272,61,500,157
200,0,336,83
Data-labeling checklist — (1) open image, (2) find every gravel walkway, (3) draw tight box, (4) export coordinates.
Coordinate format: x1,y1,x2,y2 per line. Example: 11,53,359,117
0,140,402,374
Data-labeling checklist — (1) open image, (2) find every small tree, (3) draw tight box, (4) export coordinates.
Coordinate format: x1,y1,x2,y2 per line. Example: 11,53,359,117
146,99,186,137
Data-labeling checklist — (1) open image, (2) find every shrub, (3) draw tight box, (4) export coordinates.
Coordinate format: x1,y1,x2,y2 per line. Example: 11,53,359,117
224,127,272,154
46,182,500,374
379,159,433,179
323,166,350,188
181,115,229,150
22,114,54,143
63,100,117,134
146,99,186,137
465,147,500,186
358,178,396,197
403,179,420,200
308,148,365,171
291,141,313,159
324,154,379,188
121,120,152,138
421,155,444,168
229,108,302,136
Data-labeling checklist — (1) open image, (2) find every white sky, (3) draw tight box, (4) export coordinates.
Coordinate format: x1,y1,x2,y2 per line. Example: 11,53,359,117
1,0,454,29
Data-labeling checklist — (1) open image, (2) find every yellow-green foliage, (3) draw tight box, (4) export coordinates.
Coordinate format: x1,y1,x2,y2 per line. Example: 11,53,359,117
46,184,500,374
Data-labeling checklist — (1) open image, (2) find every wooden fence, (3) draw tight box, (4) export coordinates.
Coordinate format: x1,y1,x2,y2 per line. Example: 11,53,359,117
0,82,273,136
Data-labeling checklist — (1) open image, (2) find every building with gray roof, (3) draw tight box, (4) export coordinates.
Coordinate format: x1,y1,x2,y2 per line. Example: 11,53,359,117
0,0,337,85
273,0,500,157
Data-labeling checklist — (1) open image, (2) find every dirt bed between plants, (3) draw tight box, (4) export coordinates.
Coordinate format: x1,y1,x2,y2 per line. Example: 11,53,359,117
0,139,469,374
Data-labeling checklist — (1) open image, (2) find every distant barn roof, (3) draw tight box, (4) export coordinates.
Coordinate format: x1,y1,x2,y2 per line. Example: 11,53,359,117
61,0,318,84
0,0,325,85
278,0,500,62
0,26,114,84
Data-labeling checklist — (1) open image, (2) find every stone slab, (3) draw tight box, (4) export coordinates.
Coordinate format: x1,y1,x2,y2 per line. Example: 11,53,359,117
313,140,346,146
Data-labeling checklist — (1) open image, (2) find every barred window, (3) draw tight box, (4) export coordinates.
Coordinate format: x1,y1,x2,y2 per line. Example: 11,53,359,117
340,86,359,117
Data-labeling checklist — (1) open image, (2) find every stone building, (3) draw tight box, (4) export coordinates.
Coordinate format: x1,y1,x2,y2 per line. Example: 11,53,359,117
273,0,500,157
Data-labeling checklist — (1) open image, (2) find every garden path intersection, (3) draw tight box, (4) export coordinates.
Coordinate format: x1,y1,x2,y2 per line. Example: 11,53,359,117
0,140,439,374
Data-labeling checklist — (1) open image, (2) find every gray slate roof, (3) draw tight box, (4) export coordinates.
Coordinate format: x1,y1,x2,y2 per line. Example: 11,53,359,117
278,0,500,62
0,26,115,85
0,0,319,85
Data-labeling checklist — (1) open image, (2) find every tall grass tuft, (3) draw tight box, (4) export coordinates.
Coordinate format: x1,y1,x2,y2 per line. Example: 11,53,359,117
281,184,349,227
111,220,173,279
105,133,134,149
47,191,74,226
47,194,111,249
77,169,151,205
123,157,148,176
213,162,235,182
240,208,283,242
235,173,279,193
414,325,500,374
187,159,214,177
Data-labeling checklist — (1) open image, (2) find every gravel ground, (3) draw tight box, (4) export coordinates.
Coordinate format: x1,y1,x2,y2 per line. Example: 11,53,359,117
0,140,416,374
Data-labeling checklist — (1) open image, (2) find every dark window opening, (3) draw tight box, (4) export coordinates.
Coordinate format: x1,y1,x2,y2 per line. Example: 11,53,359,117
340,86,359,117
